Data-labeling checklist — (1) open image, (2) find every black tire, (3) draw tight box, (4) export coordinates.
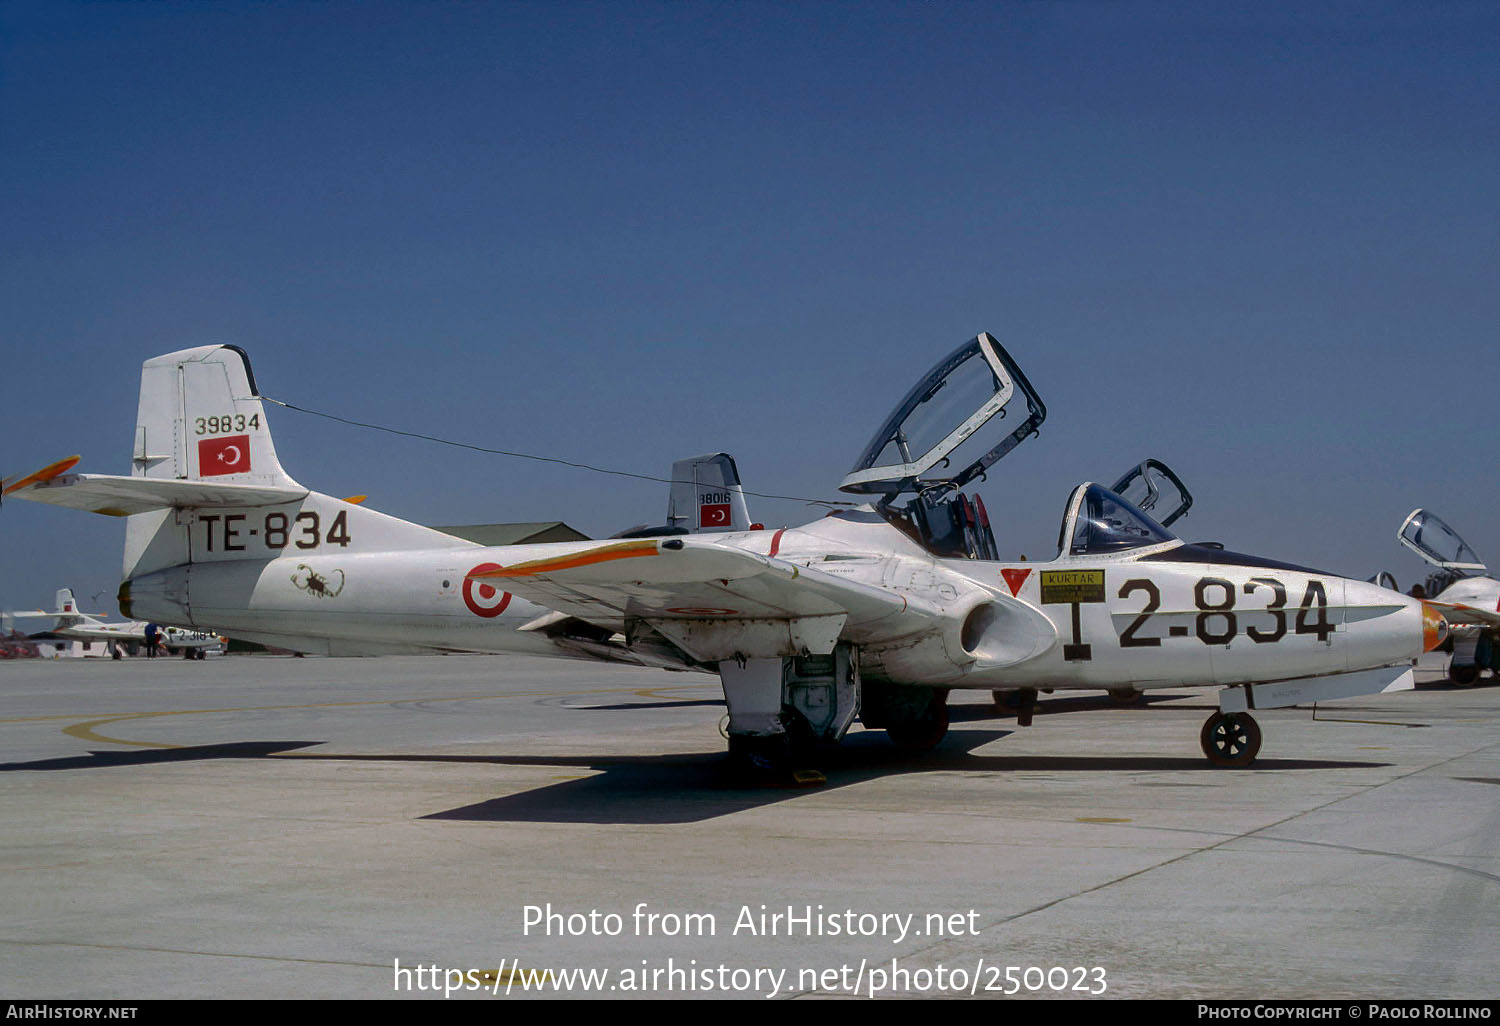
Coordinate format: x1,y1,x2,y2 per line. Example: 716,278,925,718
887,694,950,753
1200,712,1262,768
1449,662,1480,687
726,733,792,784
1108,687,1144,706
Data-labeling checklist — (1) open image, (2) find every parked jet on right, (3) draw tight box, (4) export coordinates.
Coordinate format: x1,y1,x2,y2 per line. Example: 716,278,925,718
1396,509,1500,685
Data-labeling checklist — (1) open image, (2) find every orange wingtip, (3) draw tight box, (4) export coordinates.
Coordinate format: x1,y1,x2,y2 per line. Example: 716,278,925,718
467,539,660,578
342,495,368,505
3,455,81,495
1421,601,1450,653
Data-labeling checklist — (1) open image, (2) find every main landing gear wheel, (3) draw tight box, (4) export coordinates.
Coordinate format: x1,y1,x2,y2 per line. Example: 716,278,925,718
886,696,950,753
1199,712,1261,768
1108,687,1144,706
727,733,792,783
1448,663,1480,687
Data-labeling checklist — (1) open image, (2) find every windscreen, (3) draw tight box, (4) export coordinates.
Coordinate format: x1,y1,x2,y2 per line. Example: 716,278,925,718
1069,484,1177,555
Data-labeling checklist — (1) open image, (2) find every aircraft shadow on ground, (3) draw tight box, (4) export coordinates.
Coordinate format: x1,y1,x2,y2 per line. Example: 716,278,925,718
565,699,726,711
0,740,321,772
3,712,1392,824
403,730,1388,825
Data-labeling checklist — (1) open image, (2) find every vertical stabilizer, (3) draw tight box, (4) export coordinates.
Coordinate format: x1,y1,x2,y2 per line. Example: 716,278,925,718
666,453,752,533
120,344,470,590
133,345,299,488
125,345,301,581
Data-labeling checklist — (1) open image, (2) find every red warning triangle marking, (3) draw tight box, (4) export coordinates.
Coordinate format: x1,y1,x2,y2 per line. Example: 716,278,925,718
1001,567,1031,596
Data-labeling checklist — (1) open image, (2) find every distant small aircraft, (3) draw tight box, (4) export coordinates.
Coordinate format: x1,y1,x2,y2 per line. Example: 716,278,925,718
10,587,224,658
6,335,1447,776
1394,509,1500,685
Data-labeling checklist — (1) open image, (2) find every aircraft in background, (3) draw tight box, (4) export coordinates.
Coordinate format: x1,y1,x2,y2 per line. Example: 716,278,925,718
614,452,755,538
6,336,1445,775
1393,509,1500,686
9,587,224,658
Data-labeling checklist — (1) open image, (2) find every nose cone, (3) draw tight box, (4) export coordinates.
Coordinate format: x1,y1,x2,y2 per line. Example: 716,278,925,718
1422,601,1450,653
1341,578,1435,670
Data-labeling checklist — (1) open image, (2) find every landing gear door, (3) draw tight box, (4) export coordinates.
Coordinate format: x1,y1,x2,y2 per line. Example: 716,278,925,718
1108,459,1193,528
1398,509,1487,572
840,332,1046,495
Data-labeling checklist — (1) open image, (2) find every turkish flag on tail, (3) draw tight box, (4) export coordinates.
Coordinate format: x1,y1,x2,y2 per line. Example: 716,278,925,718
198,435,251,477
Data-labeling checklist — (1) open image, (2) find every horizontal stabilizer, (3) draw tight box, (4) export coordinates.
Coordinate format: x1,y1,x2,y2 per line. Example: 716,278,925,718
2,456,80,496
9,472,307,516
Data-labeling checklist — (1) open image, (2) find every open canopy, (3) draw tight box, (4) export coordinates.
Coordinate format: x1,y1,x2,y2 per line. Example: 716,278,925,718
840,332,1045,496
1108,458,1193,528
1398,509,1486,572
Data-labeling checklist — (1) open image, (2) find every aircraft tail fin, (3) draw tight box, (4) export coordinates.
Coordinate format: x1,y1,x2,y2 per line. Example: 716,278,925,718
123,346,464,577
49,587,101,629
667,453,753,533
11,345,471,592
134,345,300,489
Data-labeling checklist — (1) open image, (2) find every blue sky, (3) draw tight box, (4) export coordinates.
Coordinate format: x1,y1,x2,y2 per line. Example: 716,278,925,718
4,2,1498,613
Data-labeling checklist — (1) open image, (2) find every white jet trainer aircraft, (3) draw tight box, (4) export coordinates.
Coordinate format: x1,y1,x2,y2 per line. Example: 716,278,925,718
9,587,223,658
7,337,1445,774
1396,509,1500,685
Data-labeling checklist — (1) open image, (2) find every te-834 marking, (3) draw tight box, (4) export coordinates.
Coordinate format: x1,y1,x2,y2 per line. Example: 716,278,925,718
198,510,352,552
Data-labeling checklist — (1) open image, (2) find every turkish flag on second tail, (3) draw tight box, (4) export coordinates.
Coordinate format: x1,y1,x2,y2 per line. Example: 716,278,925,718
198,435,251,477
700,503,731,528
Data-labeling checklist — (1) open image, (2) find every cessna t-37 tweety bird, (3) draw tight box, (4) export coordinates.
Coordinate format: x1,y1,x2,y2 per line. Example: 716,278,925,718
1393,509,1500,686
6,336,1446,775
7,587,224,658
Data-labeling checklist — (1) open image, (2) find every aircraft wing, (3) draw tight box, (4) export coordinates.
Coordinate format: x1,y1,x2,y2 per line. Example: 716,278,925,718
56,624,145,643
6,615,142,642
1427,600,1500,630
468,537,932,663
6,469,307,516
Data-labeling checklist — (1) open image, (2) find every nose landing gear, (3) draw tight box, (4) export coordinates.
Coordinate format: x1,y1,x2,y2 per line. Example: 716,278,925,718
1200,711,1261,768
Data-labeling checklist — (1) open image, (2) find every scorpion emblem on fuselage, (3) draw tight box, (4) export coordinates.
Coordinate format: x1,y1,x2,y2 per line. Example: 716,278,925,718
291,564,345,598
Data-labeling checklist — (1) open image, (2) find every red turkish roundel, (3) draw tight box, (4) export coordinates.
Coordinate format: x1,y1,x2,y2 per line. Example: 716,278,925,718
463,563,513,618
